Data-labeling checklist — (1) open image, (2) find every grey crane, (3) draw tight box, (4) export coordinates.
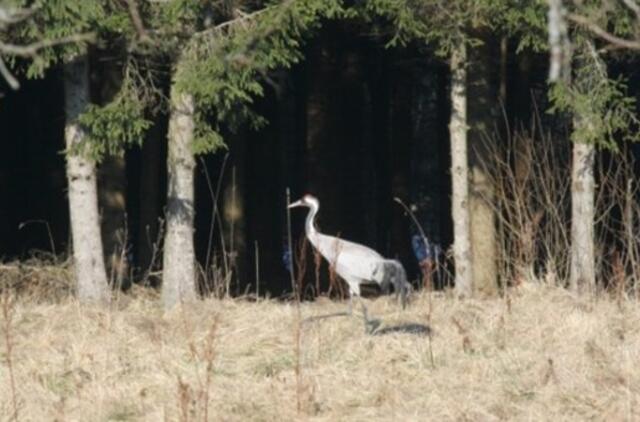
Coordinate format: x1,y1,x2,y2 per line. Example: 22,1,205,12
288,194,410,332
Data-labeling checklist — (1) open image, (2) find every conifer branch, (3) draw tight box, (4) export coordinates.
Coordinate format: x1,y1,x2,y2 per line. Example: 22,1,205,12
0,5,37,28
0,33,95,57
195,4,276,40
567,12,640,50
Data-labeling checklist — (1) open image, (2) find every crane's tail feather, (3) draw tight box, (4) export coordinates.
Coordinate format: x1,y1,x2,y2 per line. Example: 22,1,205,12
376,259,410,309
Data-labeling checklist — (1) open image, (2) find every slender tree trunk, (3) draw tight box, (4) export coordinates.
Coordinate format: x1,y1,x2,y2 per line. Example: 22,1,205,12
468,33,499,296
449,44,473,297
569,41,597,294
98,156,128,286
223,141,246,296
570,137,595,293
64,55,109,303
162,85,197,309
96,62,130,287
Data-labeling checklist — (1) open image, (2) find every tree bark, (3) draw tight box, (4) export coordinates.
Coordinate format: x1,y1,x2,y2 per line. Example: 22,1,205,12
64,54,109,303
162,86,197,309
468,33,499,296
449,44,473,297
569,41,597,295
570,138,595,293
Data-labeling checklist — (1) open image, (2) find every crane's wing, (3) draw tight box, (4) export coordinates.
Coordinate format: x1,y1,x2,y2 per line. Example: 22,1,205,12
311,233,383,281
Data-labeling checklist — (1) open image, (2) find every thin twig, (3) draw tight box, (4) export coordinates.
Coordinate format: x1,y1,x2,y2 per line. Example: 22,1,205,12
123,0,151,43
254,240,260,299
0,55,19,89
199,155,230,294
621,0,640,20
0,33,95,57
286,188,296,293
393,197,435,368
0,5,37,27
1,291,19,422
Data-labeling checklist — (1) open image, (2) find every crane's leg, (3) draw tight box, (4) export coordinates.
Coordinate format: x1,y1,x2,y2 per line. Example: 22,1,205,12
359,297,369,325
346,284,359,316
357,296,380,334
345,282,378,333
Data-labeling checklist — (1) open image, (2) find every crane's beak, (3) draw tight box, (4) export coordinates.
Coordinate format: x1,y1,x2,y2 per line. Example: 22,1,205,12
288,199,304,209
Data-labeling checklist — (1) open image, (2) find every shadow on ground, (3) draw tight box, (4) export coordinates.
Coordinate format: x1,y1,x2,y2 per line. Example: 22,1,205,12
302,312,431,336
372,323,431,336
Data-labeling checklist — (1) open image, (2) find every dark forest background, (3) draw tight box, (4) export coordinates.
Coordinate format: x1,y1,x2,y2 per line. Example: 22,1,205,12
2,13,640,297
2,21,554,296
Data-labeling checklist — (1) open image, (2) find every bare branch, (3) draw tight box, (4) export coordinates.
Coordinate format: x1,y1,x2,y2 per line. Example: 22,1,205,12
568,12,640,50
0,55,19,89
202,6,272,35
123,0,151,43
0,5,37,28
0,33,95,57
620,0,640,20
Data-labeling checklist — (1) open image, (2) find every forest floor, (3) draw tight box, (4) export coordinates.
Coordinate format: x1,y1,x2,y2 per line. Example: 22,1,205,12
1,273,640,421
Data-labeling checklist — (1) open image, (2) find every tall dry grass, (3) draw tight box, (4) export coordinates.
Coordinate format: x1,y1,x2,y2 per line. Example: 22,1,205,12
480,117,640,294
4,114,640,420
0,278,639,420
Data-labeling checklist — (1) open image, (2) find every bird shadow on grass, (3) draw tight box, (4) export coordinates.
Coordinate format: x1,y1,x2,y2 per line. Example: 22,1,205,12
302,312,431,337
371,322,431,337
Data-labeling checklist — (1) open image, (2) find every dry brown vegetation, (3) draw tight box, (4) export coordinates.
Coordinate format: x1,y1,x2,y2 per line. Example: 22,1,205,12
1,274,640,421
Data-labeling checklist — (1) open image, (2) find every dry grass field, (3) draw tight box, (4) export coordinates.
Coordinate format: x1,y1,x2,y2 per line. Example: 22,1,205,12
1,275,640,421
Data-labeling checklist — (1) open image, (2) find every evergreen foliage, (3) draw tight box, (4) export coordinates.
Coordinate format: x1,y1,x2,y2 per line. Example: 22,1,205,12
4,0,640,157
76,91,152,161
2,0,143,161
547,2,640,149
355,0,494,54
6,0,111,77
173,0,344,153
549,39,640,149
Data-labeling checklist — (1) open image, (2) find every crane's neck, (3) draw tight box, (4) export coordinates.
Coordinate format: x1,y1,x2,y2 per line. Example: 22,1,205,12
305,202,319,241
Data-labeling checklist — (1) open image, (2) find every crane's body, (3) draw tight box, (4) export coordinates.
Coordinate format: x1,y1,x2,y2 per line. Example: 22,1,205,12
289,194,409,331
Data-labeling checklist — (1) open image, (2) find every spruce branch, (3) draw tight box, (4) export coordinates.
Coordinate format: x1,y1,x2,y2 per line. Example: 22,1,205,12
0,33,95,57
0,5,37,28
567,12,640,50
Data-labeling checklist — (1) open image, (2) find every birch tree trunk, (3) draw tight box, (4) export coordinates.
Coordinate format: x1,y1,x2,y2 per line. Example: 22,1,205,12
569,41,597,295
162,85,197,309
449,44,473,297
570,138,595,293
64,55,110,303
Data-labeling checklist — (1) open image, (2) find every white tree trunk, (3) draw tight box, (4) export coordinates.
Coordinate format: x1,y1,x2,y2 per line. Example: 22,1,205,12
64,55,109,303
449,44,473,297
162,86,197,309
570,139,595,293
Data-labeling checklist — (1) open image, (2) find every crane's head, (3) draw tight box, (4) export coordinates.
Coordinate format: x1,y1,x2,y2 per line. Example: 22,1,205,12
288,194,318,209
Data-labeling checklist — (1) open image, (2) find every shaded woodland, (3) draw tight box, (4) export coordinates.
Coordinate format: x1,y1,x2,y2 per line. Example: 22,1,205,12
1,0,640,304
1,25,543,293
